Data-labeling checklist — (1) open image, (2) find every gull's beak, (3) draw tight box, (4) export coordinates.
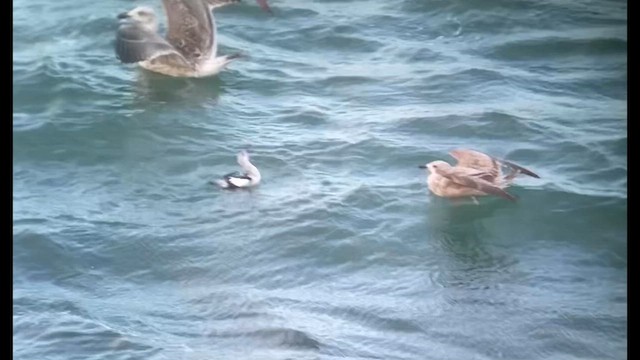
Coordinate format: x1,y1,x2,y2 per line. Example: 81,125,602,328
117,11,130,20
418,165,427,169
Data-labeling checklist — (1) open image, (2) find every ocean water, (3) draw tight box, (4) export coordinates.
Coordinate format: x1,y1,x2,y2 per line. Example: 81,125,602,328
13,0,627,359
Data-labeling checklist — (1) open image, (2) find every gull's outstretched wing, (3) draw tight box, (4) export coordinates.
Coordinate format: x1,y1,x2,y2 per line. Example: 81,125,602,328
116,22,188,64
450,148,539,179
163,0,215,60
204,0,273,13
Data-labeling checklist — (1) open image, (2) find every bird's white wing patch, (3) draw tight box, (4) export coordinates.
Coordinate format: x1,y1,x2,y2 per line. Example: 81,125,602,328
228,177,252,188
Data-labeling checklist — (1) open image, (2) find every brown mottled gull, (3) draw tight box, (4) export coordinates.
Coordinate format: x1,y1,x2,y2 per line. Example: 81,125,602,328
419,149,540,203
115,0,270,78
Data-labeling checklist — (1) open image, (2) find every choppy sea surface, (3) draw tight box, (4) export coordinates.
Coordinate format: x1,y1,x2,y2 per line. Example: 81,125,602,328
13,0,627,359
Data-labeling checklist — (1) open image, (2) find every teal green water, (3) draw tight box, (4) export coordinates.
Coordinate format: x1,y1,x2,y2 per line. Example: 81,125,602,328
13,0,627,359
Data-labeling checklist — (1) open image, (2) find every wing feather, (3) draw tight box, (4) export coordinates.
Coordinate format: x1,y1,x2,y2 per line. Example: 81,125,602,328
204,0,272,13
116,23,189,64
162,0,214,60
227,176,252,188
450,148,539,179
441,167,517,201
204,0,241,10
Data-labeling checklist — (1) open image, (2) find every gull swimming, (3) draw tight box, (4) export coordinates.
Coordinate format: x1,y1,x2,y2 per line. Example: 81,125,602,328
115,0,271,78
419,149,540,203
213,150,261,189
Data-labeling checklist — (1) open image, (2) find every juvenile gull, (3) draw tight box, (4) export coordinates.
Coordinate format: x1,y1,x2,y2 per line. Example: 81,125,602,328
115,0,270,78
419,149,539,203
213,150,261,189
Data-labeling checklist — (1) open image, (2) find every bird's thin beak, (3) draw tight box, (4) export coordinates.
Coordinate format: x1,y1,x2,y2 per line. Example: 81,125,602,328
418,165,427,169
117,12,130,20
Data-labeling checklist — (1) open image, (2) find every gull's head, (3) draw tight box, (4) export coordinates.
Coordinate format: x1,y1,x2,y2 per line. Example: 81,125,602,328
418,160,450,174
118,6,157,31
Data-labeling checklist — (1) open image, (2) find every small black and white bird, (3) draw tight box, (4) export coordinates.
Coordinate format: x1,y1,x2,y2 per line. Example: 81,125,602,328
213,150,261,189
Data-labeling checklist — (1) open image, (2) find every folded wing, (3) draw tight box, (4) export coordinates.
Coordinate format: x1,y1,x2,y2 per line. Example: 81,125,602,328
223,172,253,188
440,167,517,201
